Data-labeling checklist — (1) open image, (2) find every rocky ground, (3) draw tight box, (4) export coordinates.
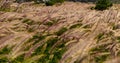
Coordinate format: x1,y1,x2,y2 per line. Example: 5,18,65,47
0,2,120,63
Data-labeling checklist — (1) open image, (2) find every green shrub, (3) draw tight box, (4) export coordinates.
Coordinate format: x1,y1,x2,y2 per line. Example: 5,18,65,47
45,0,55,6
95,0,113,10
56,0,65,3
45,0,64,6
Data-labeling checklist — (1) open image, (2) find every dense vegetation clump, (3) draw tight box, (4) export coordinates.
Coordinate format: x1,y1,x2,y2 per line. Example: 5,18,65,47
45,0,65,6
95,0,113,10
14,0,64,6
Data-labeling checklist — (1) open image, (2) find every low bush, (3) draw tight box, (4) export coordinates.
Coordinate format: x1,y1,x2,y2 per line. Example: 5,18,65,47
45,0,65,6
45,0,56,6
95,0,113,10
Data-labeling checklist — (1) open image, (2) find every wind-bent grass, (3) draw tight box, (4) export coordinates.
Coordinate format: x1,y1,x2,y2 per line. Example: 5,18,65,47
55,27,68,36
69,23,82,29
31,37,66,63
43,21,54,26
22,19,34,25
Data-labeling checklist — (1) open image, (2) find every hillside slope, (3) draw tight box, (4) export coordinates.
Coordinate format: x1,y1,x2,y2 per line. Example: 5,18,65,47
0,2,120,63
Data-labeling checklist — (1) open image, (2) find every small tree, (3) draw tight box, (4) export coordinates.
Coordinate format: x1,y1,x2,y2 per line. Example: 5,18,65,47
95,0,113,10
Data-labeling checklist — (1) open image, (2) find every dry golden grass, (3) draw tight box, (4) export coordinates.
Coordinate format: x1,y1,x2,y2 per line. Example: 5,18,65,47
0,1,120,63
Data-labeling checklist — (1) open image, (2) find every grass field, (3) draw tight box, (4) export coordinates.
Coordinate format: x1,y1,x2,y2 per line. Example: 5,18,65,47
0,1,120,63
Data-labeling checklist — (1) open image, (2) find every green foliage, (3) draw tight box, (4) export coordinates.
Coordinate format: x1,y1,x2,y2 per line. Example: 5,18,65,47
15,0,64,6
96,33,104,42
95,0,113,10
0,2,11,12
45,0,55,6
46,37,59,49
28,27,35,32
56,27,68,36
24,33,47,51
90,45,110,63
45,0,64,6
32,37,58,55
22,19,34,25
0,57,8,63
11,54,25,63
32,34,47,45
94,55,108,63
90,44,109,56
32,37,66,63
0,46,25,63
90,46,108,53
55,0,65,3
0,46,11,54
22,19,36,32
0,46,12,63
116,36,120,42
50,48,66,63
112,24,120,30
44,21,54,26
32,34,45,40
0,8,11,12
69,23,82,29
